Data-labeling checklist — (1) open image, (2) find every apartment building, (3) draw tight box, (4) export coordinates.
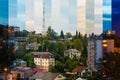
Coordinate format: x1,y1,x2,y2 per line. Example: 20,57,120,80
31,52,55,71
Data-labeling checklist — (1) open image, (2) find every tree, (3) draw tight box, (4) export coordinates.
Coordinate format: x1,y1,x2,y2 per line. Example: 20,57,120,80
102,52,120,79
60,30,64,39
65,32,72,39
78,32,82,39
76,31,78,37
23,53,35,67
55,60,64,72
73,39,83,51
46,26,57,40
55,42,65,55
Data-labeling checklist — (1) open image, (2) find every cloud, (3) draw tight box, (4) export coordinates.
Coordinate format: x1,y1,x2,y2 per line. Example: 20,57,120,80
103,18,112,21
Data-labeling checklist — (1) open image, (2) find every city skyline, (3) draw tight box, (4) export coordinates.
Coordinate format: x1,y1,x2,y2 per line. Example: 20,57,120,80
0,0,120,36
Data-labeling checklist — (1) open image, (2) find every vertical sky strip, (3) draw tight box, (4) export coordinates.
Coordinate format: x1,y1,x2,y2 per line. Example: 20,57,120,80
0,0,8,25
103,0,112,32
112,0,120,36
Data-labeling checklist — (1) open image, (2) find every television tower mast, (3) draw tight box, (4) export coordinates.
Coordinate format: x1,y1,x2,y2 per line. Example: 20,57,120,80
42,0,45,35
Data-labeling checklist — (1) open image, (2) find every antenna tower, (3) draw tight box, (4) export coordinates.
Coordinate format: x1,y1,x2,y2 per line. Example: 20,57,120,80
42,0,45,35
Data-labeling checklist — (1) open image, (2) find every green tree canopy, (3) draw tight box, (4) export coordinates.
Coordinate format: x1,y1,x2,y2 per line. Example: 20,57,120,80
65,32,72,39
73,39,83,51
46,26,57,40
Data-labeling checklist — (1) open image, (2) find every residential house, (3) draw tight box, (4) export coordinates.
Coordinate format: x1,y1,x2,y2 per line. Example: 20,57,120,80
10,26,20,32
11,67,33,80
26,43,40,50
64,49,81,59
13,59,27,67
31,52,55,71
15,37,28,43
29,72,66,80
72,66,92,78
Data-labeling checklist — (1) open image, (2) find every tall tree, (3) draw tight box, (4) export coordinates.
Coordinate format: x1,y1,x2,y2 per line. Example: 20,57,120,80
73,39,83,51
46,26,57,40
76,30,78,37
60,30,64,39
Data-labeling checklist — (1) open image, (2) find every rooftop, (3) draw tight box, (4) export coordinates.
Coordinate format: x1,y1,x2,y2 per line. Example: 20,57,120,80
64,49,80,53
31,52,54,58
72,66,86,73
29,72,60,80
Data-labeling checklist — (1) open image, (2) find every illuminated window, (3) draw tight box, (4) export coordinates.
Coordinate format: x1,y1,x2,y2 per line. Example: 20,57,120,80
102,40,107,43
103,44,108,47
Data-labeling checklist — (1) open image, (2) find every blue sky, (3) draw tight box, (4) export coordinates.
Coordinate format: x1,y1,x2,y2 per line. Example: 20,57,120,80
103,0,112,31
112,0,120,36
0,0,119,35
0,0,8,25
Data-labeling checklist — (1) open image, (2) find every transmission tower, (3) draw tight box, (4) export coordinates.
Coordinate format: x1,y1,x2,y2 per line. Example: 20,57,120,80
42,0,45,35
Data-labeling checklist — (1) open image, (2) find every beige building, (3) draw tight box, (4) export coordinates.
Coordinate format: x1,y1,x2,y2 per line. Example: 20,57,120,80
102,39,114,53
64,49,81,59
31,52,55,71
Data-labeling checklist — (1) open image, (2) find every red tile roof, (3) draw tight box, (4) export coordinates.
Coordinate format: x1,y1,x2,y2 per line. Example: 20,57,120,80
72,66,86,73
32,68,44,72
31,52,54,58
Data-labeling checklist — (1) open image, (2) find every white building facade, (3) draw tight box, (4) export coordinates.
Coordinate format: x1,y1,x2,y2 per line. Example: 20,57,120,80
64,49,81,59
32,52,55,71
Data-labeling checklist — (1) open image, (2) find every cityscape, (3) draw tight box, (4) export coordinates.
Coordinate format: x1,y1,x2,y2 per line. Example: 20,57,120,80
0,0,120,80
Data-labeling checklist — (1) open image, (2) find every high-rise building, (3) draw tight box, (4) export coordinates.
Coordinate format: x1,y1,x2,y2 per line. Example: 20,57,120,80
87,38,96,71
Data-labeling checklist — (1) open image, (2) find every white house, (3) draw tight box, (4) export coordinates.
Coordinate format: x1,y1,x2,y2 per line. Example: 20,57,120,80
64,49,81,59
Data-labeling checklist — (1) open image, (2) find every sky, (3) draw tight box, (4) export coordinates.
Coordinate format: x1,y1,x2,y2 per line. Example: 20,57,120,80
103,0,112,31
0,0,120,35
112,0,120,36
0,0,8,25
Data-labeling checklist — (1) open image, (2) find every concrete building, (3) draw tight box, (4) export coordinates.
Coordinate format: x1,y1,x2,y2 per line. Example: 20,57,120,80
31,52,55,71
87,37,115,71
95,40,103,62
64,49,81,59
87,38,96,71
102,39,114,54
